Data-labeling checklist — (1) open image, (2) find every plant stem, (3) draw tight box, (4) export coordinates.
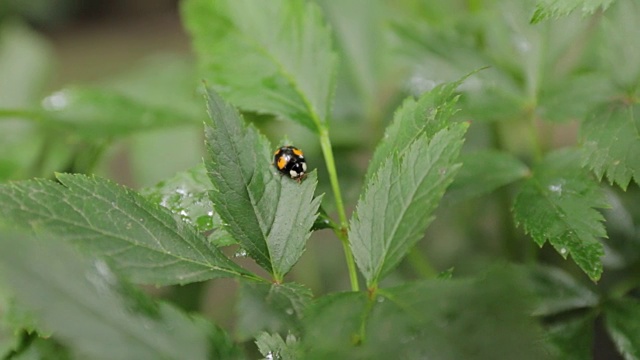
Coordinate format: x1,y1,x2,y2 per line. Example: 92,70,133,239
407,247,437,279
319,127,360,291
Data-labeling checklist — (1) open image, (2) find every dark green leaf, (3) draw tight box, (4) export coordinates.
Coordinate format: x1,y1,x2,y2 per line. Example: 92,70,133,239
304,269,549,359
255,332,300,360
447,150,530,204
182,0,337,132
513,150,608,281
350,124,467,287
581,103,640,190
39,87,199,138
365,78,466,181
0,174,251,286
604,298,640,360
140,164,237,246
545,313,595,360
0,231,211,360
531,0,615,24
525,265,598,316
236,282,312,340
205,89,322,280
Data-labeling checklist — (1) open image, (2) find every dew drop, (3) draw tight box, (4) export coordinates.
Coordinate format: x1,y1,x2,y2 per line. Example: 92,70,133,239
234,249,248,258
207,210,214,216
285,308,294,315
548,184,563,195
42,91,69,110
559,247,567,255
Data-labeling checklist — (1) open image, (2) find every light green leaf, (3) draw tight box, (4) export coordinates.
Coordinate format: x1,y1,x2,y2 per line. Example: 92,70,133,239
513,149,608,281
304,269,549,359
350,124,467,287
531,0,615,24
0,174,251,286
255,332,300,360
0,231,211,360
581,103,640,190
446,150,530,204
365,78,466,181
604,298,640,360
37,87,199,138
236,282,312,340
141,164,237,247
182,0,337,132
204,89,322,280
599,0,640,89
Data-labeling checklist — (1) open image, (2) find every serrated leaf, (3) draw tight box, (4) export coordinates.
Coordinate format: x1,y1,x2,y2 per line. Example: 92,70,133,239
182,0,337,132
236,282,312,340
513,149,608,281
530,0,615,24
204,89,322,280
255,332,300,360
581,103,640,190
524,265,598,316
0,173,251,286
446,150,530,204
604,298,640,360
140,164,237,246
350,124,467,287
0,231,211,360
304,269,549,359
38,87,199,138
365,78,466,181
545,313,595,360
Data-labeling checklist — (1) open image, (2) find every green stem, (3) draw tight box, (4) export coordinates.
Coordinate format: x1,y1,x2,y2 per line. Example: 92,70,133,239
319,127,359,292
0,109,44,123
407,247,437,279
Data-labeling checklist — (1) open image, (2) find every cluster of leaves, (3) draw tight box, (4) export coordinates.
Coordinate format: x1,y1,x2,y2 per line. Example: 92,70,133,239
1,0,640,359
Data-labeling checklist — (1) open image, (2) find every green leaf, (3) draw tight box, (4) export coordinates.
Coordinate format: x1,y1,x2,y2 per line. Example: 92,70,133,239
0,231,211,360
140,164,237,246
525,265,598,316
38,87,199,138
545,313,595,360
530,0,615,24
182,0,337,132
446,150,530,204
204,89,322,280
350,124,467,287
513,150,608,281
0,173,251,286
304,269,549,359
365,78,466,181
581,103,640,190
236,282,312,340
604,298,640,360
255,332,300,360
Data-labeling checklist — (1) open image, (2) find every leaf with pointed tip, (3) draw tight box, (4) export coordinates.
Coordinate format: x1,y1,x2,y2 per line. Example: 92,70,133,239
546,313,595,360
256,333,300,360
204,89,322,280
0,231,212,360
581,103,640,190
513,150,608,281
0,174,251,286
604,298,640,360
182,0,337,132
365,78,466,181
530,0,615,24
350,124,467,287
524,265,598,316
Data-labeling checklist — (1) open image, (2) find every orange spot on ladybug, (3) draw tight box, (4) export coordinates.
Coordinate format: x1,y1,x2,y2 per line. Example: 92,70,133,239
277,156,287,170
292,148,303,157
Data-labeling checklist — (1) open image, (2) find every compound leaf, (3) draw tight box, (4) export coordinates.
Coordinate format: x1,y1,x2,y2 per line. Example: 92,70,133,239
531,0,615,24
350,124,467,287
204,89,322,280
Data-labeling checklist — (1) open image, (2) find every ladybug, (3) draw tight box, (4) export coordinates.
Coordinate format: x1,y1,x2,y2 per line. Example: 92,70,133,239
274,145,307,181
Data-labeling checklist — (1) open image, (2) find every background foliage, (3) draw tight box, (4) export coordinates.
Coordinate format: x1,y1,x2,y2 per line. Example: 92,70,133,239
1,0,640,358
